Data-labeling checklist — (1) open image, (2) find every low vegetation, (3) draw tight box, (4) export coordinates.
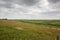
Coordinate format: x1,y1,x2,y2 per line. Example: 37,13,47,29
0,20,60,40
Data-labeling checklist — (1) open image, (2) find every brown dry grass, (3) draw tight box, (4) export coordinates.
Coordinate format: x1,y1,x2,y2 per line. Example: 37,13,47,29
0,20,60,40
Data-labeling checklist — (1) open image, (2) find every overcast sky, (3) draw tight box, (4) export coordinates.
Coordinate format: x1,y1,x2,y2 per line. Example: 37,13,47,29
0,0,60,19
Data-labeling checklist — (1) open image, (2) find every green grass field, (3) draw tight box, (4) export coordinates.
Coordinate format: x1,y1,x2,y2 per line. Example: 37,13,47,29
0,20,60,40
18,20,60,28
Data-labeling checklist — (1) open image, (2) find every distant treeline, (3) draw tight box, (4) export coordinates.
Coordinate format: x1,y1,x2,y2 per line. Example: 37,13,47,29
0,19,8,20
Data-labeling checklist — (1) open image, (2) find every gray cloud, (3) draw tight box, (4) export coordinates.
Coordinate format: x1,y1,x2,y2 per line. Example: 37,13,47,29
47,0,60,9
48,0,60,3
0,0,14,8
0,3,12,8
2,0,39,6
21,0,39,6
41,10,60,18
50,2,60,9
44,10,60,14
0,0,60,19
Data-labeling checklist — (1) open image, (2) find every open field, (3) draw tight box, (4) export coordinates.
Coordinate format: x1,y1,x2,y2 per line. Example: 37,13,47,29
18,20,60,28
0,20,60,40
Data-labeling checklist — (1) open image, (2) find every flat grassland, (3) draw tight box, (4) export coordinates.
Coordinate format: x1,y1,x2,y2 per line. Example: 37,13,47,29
0,20,60,40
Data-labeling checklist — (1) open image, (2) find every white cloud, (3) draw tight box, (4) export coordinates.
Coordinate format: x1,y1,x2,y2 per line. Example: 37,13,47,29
0,0,60,19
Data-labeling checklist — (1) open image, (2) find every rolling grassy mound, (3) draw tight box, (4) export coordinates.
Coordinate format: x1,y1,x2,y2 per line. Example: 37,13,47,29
18,20,60,28
0,20,60,40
